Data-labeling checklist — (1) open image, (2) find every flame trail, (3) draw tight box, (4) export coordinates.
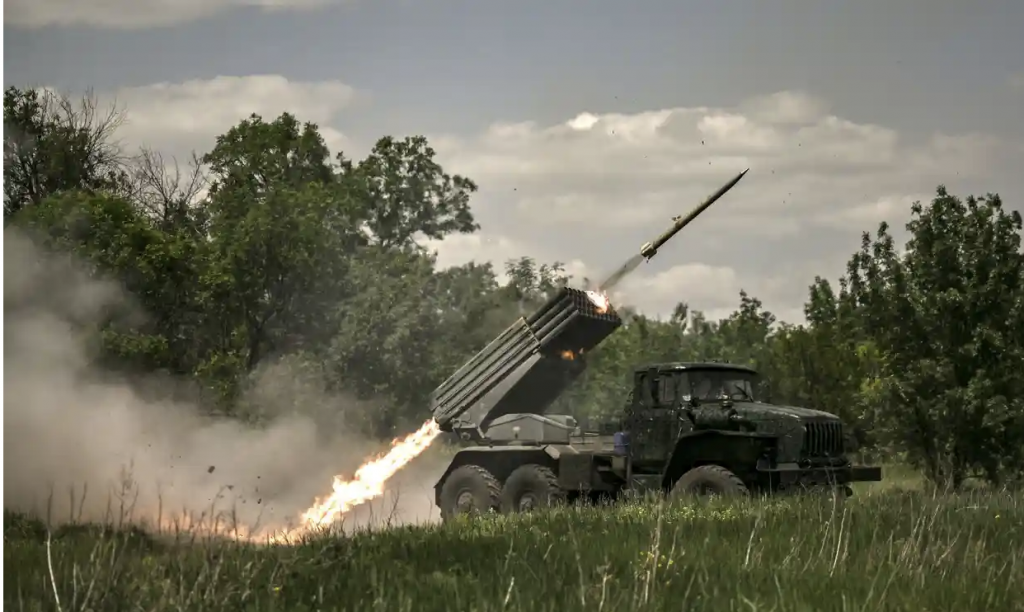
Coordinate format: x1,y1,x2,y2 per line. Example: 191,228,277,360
297,418,442,529
182,291,613,543
179,419,443,544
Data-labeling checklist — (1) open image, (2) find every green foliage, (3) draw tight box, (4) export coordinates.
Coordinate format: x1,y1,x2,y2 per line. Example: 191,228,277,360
341,135,479,248
6,487,1022,611
3,87,129,219
842,188,1024,487
8,84,1024,488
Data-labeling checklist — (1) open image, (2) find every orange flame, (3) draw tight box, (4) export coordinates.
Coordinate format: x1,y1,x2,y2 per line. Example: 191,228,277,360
297,419,442,529
560,349,576,360
133,419,442,544
213,418,443,543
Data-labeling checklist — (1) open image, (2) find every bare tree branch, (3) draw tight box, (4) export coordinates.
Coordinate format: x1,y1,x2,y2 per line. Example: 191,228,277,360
3,86,130,217
128,146,208,232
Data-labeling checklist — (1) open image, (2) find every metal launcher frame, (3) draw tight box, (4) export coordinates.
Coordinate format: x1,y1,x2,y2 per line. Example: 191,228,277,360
430,287,623,442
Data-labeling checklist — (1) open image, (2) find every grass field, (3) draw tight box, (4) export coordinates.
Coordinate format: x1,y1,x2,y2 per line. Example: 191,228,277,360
4,470,1022,612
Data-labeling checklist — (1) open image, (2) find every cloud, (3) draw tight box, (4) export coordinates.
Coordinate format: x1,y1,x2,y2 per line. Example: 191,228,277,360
421,233,593,287
101,75,359,161
1009,73,1024,94
619,263,741,320
77,77,1015,323
5,0,349,30
432,91,999,236
425,90,1009,322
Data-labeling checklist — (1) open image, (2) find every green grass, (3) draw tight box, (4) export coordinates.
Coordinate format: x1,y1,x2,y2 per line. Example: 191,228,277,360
4,479,1022,612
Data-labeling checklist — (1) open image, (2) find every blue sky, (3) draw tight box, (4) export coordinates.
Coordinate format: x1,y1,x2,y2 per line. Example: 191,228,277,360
5,0,1024,322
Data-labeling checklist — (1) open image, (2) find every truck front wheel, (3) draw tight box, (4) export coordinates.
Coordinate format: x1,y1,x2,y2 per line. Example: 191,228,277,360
671,465,749,498
439,465,501,521
500,464,566,514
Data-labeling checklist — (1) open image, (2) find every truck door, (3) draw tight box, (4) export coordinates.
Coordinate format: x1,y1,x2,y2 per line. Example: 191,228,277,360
626,370,683,466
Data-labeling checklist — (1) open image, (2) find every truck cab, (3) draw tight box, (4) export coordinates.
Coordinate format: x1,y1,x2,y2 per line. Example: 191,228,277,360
623,362,764,467
619,361,880,496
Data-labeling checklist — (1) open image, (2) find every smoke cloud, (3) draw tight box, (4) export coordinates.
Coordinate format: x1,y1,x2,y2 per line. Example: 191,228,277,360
2,228,448,536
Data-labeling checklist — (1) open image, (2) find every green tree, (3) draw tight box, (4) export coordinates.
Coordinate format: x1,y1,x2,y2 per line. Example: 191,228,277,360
844,187,1024,487
3,87,129,219
341,135,479,249
10,190,201,376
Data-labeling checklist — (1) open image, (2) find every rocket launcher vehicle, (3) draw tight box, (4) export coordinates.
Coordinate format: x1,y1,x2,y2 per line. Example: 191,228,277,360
429,169,749,442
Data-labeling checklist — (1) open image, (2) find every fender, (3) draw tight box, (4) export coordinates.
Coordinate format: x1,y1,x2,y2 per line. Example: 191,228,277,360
659,430,777,489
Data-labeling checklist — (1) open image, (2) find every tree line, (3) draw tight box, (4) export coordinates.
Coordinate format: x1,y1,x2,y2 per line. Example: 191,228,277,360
5,86,1024,489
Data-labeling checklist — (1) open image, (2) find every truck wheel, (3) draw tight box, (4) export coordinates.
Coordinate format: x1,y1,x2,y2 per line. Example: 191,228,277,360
439,465,501,521
500,464,566,514
671,465,749,498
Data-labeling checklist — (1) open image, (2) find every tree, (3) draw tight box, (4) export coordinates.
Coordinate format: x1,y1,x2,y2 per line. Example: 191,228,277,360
183,113,362,403
9,190,202,376
3,87,129,219
341,135,479,249
763,278,879,445
192,113,489,419
129,147,208,236
844,187,1024,487
202,112,335,203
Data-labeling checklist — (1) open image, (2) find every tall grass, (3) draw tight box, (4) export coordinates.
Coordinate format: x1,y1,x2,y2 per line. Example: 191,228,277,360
5,481,1021,611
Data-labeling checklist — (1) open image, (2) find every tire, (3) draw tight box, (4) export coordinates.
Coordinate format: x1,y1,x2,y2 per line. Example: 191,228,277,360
500,464,566,514
439,465,501,522
671,465,749,498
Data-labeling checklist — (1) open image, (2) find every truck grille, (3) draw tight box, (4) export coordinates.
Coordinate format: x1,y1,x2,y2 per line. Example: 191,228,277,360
803,421,844,457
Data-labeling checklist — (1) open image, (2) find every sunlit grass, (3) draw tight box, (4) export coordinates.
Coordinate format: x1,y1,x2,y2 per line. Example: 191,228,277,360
5,470,1021,611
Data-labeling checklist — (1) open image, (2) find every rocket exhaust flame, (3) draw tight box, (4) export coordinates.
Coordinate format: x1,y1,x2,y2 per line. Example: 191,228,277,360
187,418,443,544
297,418,442,528
584,290,611,313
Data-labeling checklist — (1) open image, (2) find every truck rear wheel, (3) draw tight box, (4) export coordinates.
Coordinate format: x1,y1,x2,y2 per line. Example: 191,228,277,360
439,465,501,521
671,465,749,498
500,464,565,514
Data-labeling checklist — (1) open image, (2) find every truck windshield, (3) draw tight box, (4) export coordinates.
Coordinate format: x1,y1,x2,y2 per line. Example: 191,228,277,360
687,369,758,402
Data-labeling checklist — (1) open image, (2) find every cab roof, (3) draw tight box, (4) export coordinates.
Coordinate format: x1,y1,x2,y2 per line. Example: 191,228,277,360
632,362,758,375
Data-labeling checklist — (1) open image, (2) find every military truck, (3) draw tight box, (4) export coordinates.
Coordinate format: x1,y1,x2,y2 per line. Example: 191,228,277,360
429,286,882,520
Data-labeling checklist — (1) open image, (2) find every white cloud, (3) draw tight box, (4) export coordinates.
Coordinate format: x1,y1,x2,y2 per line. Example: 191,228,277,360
617,263,741,321
81,76,1016,323
94,75,358,162
422,233,593,288
815,193,931,230
426,89,1010,321
432,92,999,238
6,0,348,29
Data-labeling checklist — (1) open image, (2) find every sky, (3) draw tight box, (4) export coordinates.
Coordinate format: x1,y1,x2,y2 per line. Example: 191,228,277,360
5,0,1024,323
